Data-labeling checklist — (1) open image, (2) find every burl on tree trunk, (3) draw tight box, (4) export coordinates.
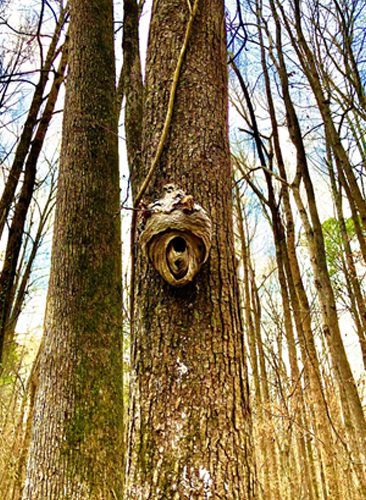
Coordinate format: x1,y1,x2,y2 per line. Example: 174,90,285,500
139,184,212,287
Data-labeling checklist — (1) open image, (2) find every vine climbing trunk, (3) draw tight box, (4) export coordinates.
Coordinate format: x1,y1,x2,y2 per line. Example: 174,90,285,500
124,0,255,497
22,0,124,498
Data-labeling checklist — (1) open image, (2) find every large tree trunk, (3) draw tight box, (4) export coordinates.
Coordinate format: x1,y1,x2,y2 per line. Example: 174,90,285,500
125,0,255,497
22,0,124,497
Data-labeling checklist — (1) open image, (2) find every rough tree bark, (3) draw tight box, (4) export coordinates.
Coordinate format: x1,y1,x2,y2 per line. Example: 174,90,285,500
124,0,255,497
22,0,124,498
120,0,143,194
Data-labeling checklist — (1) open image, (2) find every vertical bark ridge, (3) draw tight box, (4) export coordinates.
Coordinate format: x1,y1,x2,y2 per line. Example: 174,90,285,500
22,0,124,497
125,0,255,497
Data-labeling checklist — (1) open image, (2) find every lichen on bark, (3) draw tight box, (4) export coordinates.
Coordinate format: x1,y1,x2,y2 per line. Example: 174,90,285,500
22,0,124,498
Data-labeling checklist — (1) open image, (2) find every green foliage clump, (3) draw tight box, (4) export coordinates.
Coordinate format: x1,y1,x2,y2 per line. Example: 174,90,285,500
322,216,356,279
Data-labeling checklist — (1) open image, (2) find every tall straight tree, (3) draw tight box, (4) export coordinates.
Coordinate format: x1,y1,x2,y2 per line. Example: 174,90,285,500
22,0,124,497
124,0,255,496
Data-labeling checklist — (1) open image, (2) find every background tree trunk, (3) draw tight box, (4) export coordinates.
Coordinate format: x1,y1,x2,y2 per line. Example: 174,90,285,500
0,7,67,240
0,43,68,363
22,0,124,497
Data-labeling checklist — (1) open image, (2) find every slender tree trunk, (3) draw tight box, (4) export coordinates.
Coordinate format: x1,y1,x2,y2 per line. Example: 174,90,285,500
269,2,366,458
6,181,55,345
6,347,41,500
22,0,124,497
121,0,143,194
280,0,366,230
328,153,366,369
235,187,274,499
257,16,319,498
250,272,281,498
0,43,68,363
0,8,67,239
232,18,319,493
125,0,255,496
255,9,342,493
273,226,315,500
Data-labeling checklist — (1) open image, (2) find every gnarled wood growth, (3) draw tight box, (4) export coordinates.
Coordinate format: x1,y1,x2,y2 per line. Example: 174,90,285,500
140,184,212,287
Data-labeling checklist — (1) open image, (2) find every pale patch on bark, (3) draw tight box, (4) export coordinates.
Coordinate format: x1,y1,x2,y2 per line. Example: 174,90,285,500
199,466,213,498
176,357,189,380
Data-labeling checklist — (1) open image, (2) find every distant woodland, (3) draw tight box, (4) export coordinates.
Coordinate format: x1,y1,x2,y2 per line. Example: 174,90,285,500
0,0,365,498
